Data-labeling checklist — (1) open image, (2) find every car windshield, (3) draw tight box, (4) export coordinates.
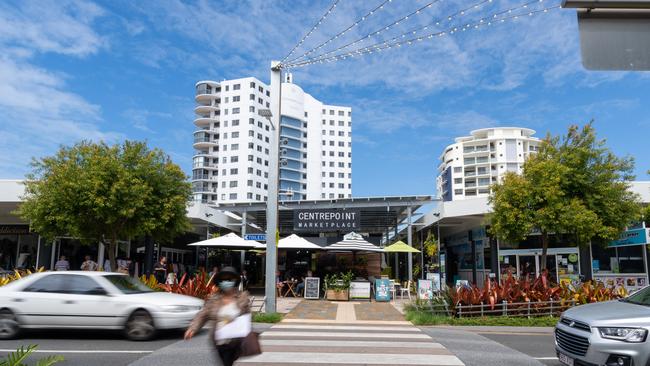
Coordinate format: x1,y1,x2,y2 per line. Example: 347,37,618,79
104,275,153,294
622,286,650,306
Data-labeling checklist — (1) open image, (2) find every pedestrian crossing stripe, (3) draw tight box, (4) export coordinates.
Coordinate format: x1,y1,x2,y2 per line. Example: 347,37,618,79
235,322,465,366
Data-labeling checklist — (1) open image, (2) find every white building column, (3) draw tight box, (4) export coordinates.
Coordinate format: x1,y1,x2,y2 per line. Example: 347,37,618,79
407,206,413,282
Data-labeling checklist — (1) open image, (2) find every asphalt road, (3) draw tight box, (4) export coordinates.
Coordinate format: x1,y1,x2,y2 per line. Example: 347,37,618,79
474,331,561,366
1,324,275,366
0,329,185,366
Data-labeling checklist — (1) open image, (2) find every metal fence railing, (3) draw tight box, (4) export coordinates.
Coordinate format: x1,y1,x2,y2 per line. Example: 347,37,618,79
413,299,578,318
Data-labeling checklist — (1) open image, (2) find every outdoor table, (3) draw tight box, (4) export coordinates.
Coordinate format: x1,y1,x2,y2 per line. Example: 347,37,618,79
283,280,298,297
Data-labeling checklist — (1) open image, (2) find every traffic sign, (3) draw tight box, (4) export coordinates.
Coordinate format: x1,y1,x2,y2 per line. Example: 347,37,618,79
244,234,266,241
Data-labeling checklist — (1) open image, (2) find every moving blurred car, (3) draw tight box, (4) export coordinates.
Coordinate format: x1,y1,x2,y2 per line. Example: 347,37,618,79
0,271,203,340
555,286,650,366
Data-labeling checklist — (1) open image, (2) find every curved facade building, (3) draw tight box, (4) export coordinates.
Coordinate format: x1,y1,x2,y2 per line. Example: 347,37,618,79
191,77,352,204
436,127,540,201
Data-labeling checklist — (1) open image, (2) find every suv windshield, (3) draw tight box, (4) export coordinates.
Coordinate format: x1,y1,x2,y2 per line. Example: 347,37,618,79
104,275,153,294
622,286,650,306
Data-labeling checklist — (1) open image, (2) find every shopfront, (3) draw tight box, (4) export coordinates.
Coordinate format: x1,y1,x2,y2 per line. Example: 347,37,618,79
592,227,649,293
498,247,581,284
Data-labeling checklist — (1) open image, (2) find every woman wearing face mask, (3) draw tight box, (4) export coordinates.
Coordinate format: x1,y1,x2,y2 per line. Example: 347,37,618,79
184,267,251,366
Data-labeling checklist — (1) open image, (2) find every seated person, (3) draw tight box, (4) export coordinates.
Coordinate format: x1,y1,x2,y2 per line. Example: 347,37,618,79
295,276,306,296
275,270,284,294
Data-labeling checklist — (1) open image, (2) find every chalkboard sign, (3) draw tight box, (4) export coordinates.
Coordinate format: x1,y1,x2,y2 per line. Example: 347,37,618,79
304,277,320,300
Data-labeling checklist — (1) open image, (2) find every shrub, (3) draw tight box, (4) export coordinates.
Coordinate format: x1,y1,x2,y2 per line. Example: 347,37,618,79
138,274,161,291
158,270,218,300
324,271,354,292
444,274,626,316
0,268,45,287
253,312,283,323
0,344,64,366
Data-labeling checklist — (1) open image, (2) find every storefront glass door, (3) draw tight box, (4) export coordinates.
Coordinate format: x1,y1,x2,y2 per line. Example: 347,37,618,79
518,255,538,279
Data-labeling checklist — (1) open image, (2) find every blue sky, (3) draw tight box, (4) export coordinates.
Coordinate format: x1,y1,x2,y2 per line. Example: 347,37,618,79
0,0,648,198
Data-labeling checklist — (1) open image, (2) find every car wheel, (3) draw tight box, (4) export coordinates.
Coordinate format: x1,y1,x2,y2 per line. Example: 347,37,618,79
125,310,156,341
0,309,20,339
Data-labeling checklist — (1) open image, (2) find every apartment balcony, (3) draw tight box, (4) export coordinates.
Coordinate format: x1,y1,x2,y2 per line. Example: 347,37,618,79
192,137,217,149
194,104,219,115
193,116,218,127
192,174,210,181
464,171,476,177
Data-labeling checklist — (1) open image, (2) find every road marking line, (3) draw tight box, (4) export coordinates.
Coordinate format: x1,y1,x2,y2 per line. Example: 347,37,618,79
0,349,154,354
262,331,431,339
535,357,559,360
272,324,421,332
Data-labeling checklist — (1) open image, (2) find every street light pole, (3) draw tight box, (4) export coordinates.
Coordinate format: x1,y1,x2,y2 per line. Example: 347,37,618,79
264,61,282,313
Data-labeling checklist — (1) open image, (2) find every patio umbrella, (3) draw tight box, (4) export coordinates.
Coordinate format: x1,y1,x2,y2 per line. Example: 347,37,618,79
187,232,262,250
325,232,384,253
278,234,323,250
384,240,421,253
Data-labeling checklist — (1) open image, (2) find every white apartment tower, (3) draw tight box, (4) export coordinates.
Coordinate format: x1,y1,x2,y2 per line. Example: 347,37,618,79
436,127,540,201
192,77,352,204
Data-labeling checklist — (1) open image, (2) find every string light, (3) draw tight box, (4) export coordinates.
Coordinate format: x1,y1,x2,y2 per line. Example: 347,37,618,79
290,0,498,66
288,0,549,67
283,0,396,65
283,4,560,69
280,0,340,64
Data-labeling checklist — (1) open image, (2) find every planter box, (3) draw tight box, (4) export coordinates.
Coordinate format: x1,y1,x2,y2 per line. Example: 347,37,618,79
326,289,349,301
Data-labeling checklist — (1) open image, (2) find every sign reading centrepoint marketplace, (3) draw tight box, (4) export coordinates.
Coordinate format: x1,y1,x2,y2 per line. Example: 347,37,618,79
293,209,360,232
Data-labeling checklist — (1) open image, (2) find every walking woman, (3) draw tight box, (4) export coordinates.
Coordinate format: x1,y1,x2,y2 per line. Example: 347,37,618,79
185,267,251,366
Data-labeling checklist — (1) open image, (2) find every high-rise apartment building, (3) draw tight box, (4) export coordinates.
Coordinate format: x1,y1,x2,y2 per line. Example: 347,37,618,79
436,127,540,201
192,77,352,204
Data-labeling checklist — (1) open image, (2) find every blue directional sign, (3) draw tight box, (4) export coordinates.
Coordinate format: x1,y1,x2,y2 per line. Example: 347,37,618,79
244,234,266,241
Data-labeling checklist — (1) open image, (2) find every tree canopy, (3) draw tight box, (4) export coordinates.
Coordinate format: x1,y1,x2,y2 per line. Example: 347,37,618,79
18,140,192,271
489,123,640,270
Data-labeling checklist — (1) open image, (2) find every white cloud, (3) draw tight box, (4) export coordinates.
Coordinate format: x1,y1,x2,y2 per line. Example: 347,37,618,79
0,0,122,178
122,108,173,133
433,110,499,134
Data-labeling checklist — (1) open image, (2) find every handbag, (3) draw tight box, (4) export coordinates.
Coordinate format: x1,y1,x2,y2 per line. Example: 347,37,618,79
239,331,261,357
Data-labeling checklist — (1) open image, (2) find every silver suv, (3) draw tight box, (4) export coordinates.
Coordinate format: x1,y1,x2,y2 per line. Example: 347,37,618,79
555,287,650,366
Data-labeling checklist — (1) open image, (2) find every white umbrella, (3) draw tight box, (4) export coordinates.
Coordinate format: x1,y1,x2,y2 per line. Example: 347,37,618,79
325,232,384,253
188,232,262,249
278,234,322,250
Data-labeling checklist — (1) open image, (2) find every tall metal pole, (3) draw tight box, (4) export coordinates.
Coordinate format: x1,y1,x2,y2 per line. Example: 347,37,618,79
407,206,413,282
241,211,247,272
265,61,282,313
437,216,441,285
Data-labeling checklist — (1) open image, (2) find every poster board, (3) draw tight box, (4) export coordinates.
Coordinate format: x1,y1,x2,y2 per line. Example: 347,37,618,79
304,277,320,300
418,280,434,300
350,281,371,301
375,278,391,302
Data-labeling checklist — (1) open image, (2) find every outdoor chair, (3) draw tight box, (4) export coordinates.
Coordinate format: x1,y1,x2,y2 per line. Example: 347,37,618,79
388,280,397,301
400,280,413,300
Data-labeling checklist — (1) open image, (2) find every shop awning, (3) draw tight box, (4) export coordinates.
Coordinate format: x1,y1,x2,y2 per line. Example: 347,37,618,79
325,232,384,253
187,232,262,249
384,240,420,253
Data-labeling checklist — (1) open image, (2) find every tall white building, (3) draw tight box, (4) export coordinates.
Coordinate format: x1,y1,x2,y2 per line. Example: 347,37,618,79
192,77,352,204
436,127,540,201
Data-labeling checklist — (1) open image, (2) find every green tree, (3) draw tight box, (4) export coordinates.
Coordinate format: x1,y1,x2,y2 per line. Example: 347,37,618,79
489,123,640,271
18,141,191,271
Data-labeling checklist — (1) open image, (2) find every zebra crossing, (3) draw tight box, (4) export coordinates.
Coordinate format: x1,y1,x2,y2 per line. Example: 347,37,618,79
236,321,465,366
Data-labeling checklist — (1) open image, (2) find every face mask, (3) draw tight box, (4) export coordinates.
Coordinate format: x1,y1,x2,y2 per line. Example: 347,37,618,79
219,280,236,290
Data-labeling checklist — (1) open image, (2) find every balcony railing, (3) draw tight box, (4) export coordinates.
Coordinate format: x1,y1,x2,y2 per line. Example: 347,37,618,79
193,174,209,180
193,137,212,143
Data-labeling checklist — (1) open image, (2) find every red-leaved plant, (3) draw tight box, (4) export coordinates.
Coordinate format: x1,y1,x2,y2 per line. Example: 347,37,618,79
158,270,219,300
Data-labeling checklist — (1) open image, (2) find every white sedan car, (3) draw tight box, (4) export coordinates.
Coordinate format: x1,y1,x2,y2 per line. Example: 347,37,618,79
0,271,204,341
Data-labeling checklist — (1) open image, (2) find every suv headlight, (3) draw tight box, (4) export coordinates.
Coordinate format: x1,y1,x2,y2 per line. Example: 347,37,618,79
599,327,648,343
160,305,202,313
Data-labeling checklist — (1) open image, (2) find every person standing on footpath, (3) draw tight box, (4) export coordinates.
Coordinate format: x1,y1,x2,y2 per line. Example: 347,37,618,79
54,255,69,271
80,256,98,271
153,256,167,284
184,267,252,366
